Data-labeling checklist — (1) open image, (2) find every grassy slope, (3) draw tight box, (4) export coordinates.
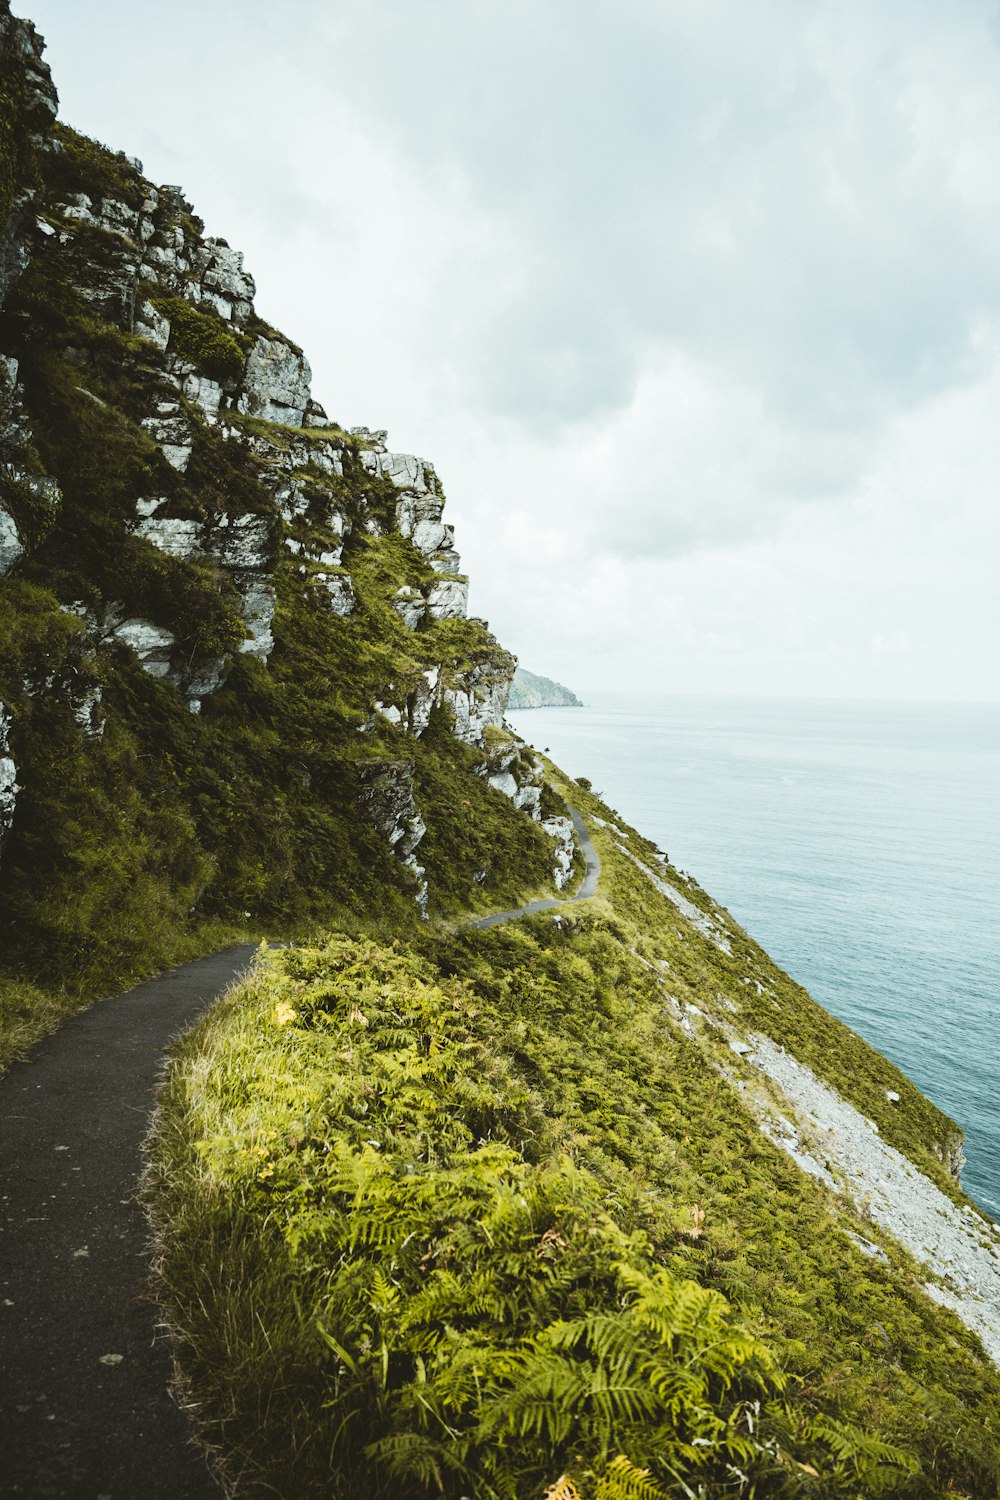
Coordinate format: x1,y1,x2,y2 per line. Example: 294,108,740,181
0,126,556,1066
148,772,1000,1500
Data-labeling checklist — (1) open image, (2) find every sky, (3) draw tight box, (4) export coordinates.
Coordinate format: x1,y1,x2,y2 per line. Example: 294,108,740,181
22,0,1000,700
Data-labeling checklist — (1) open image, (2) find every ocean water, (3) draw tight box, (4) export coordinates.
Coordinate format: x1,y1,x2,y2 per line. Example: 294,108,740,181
508,696,1000,1220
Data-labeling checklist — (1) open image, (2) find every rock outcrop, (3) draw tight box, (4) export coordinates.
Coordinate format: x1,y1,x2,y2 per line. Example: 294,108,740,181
0,704,16,863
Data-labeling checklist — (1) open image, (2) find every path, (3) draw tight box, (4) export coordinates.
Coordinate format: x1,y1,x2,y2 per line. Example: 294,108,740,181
0,809,600,1497
469,806,600,929
0,945,258,1499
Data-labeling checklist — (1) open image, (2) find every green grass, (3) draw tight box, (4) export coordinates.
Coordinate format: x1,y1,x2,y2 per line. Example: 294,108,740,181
147,798,1000,1498
0,919,254,1074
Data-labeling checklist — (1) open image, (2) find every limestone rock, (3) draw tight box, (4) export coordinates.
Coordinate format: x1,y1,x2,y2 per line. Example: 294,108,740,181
236,580,276,659
392,586,426,630
357,760,428,913
0,3,57,304
134,514,202,560
178,368,224,423
314,573,356,616
426,576,468,620
72,685,105,738
238,336,312,426
185,656,229,710
0,507,24,575
481,740,544,819
542,815,576,889
408,667,441,737
140,401,193,471
440,663,511,746
0,705,18,862
361,449,430,492
111,618,177,677
208,513,273,572
395,493,460,571
134,298,170,351
196,238,255,322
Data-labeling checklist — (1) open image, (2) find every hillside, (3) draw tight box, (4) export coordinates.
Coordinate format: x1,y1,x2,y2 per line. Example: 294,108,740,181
3,7,1000,1497
509,666,583,709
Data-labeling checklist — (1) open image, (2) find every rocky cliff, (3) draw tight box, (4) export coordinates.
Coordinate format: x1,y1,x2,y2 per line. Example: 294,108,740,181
0,0,575,990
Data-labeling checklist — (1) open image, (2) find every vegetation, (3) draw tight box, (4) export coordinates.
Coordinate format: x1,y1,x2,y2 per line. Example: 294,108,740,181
152,881,1000,1496
5,40,1000,1500
149,293,249,385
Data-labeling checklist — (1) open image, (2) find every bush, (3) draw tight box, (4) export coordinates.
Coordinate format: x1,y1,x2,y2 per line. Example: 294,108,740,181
150,294,247,385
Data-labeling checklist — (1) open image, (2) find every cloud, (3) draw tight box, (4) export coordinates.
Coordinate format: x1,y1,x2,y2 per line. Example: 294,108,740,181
24,0,1000,697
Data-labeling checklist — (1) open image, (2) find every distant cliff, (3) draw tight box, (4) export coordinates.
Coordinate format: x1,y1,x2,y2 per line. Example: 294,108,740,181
508,665,582,709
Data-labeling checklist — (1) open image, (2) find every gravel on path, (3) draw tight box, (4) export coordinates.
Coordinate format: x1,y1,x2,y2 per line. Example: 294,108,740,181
0,944,258,1499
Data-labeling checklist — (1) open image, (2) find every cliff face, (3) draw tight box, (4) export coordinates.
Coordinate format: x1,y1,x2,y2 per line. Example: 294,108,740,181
508,665,583,709
0,0,566,988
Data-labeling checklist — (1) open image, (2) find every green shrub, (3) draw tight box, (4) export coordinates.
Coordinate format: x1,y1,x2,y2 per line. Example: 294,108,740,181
150,294,247,385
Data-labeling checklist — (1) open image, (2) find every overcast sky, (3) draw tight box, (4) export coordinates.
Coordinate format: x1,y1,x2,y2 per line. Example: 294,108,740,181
24,0,1000,699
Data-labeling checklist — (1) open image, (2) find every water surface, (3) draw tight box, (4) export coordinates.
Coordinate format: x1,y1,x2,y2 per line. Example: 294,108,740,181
509,696,1000,1219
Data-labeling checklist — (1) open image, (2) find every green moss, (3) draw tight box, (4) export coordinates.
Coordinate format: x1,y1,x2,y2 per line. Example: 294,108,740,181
149,294,248,385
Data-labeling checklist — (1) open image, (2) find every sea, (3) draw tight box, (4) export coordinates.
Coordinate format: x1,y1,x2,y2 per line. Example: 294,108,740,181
508,695,1000,1221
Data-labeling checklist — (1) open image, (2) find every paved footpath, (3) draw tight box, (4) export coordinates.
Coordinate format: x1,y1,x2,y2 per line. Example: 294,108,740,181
469,807,600,929
0,945,258,1499
0,810,601,1497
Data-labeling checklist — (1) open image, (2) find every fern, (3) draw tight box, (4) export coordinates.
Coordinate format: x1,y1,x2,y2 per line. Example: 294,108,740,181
594,1455,670,1500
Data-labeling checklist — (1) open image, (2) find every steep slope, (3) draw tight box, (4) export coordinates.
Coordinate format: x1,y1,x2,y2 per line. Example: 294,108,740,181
5,9,1000,1499
0,0,573,1035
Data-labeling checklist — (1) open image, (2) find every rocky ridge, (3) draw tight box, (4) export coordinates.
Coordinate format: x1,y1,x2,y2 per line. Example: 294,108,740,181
0,11,567,910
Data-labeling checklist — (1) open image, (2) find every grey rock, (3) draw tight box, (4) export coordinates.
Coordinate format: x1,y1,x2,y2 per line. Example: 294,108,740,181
426,577,468,620
357,759,428,913
0,508,24,575
238,336,311,426
134,299,170,351
0,705,18,862
133,515,202,560
208,513,272,572
542,815,576,889
407,668,440,737
303,399,330,429
72,685,105,738
179,368,224,422
198,238,255,316
236,580,276,659
440,665,511,745
391,587,426,630
111,619,177,677
361,449,429,492
185,656,229,710
141,402,193,471
314,573,356,616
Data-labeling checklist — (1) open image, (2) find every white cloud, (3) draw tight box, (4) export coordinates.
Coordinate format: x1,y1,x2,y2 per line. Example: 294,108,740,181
24,0,1000,698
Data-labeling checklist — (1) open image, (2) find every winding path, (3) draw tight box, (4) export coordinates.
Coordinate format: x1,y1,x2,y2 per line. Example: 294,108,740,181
0,946,257,1499
0,810,600,1497
469,807,600,928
